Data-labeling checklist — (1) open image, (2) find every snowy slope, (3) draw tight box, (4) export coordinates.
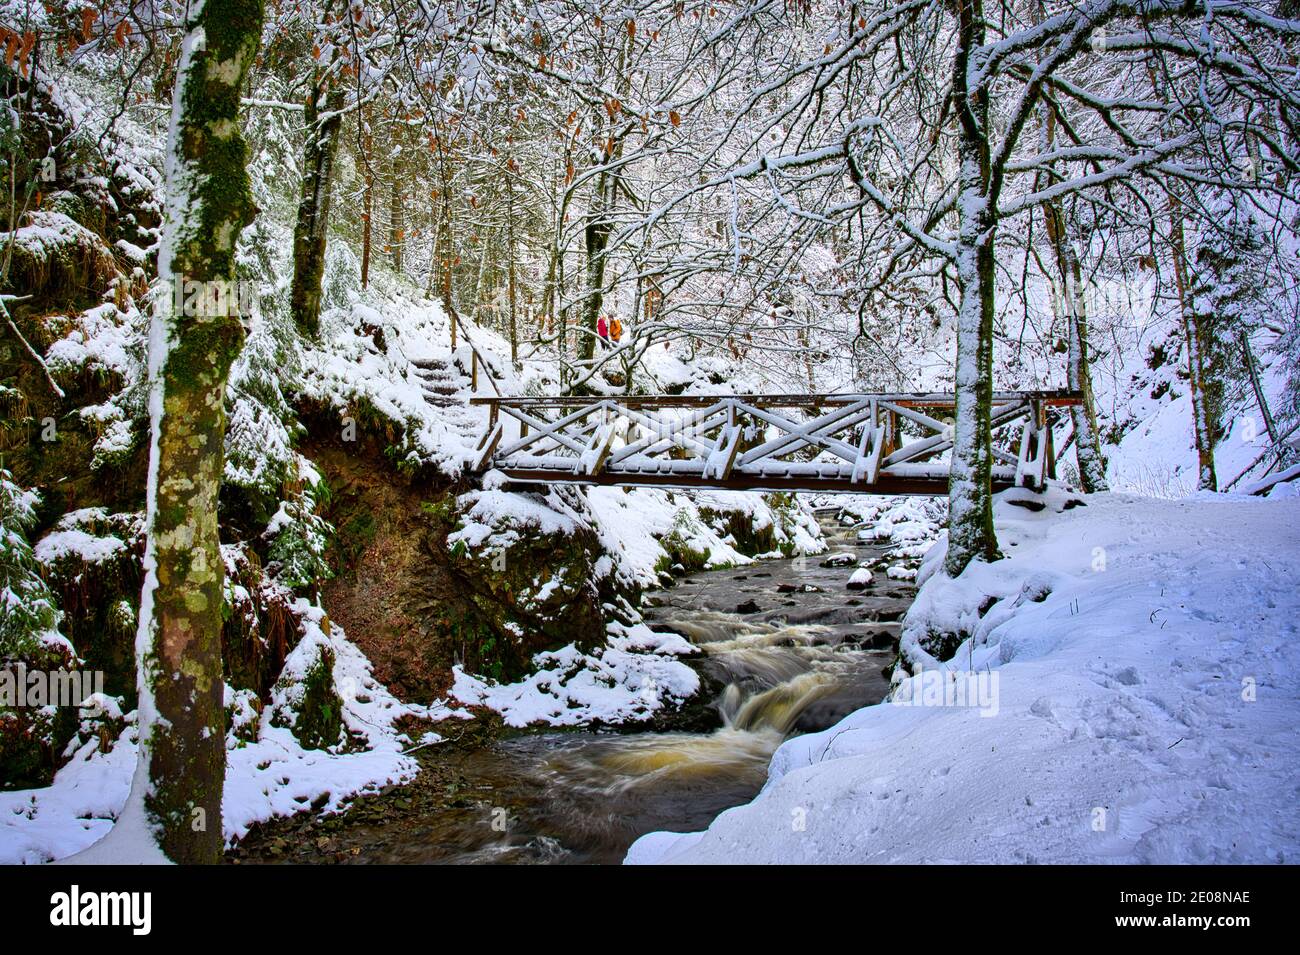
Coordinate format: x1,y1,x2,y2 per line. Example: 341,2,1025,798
627,489,1300,864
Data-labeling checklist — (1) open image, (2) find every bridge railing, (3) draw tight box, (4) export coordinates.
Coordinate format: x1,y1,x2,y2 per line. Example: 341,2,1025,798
469,391,1082,494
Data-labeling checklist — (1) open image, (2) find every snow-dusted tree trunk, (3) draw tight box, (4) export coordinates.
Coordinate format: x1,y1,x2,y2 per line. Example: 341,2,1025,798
1168,194,1218,491
289,69,344,338
578,169,612,364
946,0,1000,576
1064,261,1109,493
129,0,264,864
1042,201,1108,492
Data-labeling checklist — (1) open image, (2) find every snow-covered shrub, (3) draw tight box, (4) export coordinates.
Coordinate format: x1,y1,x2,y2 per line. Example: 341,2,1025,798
224,320,301,511
0,470,62,656
32,507,144,699
224,686,262,748
263,463,334,592
219,542,301,695
658,507,713,572
0,472,78,791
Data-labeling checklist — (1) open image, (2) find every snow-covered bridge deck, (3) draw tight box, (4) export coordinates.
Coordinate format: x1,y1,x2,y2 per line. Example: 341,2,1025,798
470,392,1081,495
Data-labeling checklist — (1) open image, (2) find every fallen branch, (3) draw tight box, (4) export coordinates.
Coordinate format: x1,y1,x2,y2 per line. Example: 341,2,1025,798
0,294,63,399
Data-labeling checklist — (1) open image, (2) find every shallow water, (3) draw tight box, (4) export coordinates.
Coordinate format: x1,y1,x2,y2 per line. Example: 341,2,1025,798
347,514,915,865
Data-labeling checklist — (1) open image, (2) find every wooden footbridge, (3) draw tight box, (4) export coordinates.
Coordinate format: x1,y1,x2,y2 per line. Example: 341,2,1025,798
469,391,1081,495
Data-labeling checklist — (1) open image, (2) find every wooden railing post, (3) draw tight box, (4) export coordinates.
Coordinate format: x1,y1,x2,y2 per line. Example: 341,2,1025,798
1045,407,1057,480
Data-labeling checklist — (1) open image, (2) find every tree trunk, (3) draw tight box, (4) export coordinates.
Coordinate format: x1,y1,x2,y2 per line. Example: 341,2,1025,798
578,170,611,363
289,72,343,338
107,0,263,864
389,146,405,274
361,132,373,289
434,152,455,313
507,173,519,364
1146,63,1217,492
946,0,1000,577
1042,201,1108,491
1168,194,1218,490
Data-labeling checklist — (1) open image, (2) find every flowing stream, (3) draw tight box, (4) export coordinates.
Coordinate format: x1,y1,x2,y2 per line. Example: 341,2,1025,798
249,514,916,865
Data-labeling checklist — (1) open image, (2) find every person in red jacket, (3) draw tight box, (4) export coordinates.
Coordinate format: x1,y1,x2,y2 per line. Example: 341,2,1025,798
596,314,609,349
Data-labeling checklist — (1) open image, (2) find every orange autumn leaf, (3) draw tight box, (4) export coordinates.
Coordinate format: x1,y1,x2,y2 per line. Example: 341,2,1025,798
669,110,681,127
18,31,34,75
627,19,636,39
81,8,95,41
114,20,130,46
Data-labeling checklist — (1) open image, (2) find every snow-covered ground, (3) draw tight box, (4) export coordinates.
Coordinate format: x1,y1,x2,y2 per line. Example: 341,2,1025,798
627,487,1300,864
0,603,431,864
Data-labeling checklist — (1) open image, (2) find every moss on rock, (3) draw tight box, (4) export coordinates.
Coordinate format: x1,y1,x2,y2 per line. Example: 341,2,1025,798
424,492,618,682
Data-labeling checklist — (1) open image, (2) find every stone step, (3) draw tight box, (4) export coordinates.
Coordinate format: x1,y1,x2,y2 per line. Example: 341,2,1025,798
411,357,450,371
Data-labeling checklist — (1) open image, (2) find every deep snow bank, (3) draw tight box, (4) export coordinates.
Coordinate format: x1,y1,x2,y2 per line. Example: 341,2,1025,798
626,490,1300,864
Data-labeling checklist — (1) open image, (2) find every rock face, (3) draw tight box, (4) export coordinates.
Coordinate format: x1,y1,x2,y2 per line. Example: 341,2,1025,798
314,440,629,694
437,490,622,682
697,505,781,556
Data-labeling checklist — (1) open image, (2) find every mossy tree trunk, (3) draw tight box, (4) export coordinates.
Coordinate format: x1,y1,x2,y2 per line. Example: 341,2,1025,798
132,0,264,864
289,64,344,338
945,0,1000,577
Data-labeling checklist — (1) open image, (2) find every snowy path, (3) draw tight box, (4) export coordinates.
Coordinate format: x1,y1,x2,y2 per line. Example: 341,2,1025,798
627,492,1300,864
